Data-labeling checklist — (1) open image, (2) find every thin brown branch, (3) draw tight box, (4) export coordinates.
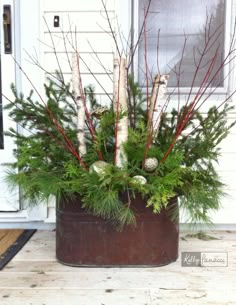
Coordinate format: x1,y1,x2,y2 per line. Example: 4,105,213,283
176,35,187,114
87,40,113,82
143,6,149,121
101,0,121,57
185,18,223,108
11,56,87,170
65,28,113,103
115,16,126,56
156,28,161,75
43,16,65,84
61,27,73,72
162,48,219,163
73,49,104,160
24,49,77,106
2,93,78,156
183,87,236,141
127,0,152,70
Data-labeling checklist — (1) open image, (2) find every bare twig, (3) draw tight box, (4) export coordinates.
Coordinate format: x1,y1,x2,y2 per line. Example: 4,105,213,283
101,0,121,57
73,32,104,160
11,56,87,170
43,16,65,84
61,27,73,72
156,29,161,75
127,0,152,70
87,40,113,81
143,6,149,121
2,94,71,153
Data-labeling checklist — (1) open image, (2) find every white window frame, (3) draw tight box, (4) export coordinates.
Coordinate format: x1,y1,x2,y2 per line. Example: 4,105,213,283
133,0,235,95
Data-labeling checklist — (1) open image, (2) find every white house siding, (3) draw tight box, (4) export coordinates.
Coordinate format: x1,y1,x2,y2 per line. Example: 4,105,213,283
42,0,115,106
212,123,236,224
40,0,235,226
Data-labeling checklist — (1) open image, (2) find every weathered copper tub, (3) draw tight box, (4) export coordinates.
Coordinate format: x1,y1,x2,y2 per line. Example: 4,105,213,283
56,195,179,266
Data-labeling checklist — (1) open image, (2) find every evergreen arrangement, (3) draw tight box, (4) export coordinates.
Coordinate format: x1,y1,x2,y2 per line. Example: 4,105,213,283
3,5,236,231
4,73,235,230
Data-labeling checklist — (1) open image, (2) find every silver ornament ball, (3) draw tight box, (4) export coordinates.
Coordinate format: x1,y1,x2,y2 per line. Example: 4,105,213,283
89,161,109,175
133,175,147,185
143,157,158,172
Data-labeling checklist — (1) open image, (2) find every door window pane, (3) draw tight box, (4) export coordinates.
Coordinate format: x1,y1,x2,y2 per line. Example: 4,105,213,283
138,0,225,87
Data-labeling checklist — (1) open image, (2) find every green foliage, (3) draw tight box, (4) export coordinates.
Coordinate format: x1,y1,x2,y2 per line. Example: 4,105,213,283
127,75,146,127
3,77,235,230
178,167,225,223
124,121,147,168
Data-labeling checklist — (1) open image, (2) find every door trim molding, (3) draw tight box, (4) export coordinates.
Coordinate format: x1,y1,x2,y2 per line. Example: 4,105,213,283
0,210,27,220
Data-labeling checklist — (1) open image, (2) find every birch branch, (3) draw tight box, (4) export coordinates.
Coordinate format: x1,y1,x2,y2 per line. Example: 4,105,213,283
148,74,169,138
72,53,87,156
114,57,128,168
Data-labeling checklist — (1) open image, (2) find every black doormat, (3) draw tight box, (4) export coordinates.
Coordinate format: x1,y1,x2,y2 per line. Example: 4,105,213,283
0,229,36,270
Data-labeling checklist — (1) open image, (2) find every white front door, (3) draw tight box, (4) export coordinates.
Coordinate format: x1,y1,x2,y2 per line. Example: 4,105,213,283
0,0,19,211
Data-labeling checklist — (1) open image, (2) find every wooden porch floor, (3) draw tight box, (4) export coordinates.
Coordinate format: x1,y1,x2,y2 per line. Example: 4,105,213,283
0,230,235,305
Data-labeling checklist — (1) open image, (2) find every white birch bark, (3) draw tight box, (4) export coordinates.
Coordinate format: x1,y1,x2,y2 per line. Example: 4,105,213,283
72,53,87,156
148,74,169,137
113,57,128,168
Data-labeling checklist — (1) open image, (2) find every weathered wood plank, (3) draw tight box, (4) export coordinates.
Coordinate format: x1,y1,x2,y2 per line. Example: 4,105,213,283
0,289,235,305
0,270,235,290
0,289,150,305
150,288,236,305
0,231,235,304
3,260,236,273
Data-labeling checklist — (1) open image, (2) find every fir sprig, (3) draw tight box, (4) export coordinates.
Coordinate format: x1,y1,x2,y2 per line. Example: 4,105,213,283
3,78,235,230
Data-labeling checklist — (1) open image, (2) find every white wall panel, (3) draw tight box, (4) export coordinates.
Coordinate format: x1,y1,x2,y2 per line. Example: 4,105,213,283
43,0,115,12
43,32,115,53
43,11,115,32
44,53,113,74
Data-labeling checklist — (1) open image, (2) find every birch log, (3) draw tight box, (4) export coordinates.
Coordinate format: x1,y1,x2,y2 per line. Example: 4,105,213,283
148,74,169,138
72,53,87,156
113,57,128,168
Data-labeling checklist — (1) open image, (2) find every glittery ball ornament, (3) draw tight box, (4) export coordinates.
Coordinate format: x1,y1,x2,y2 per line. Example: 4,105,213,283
133,175,147,185
143,157,158,172
89,161,109,175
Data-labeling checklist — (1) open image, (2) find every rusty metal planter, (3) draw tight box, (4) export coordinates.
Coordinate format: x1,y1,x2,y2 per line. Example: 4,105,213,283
56,194,179,267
